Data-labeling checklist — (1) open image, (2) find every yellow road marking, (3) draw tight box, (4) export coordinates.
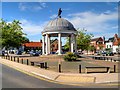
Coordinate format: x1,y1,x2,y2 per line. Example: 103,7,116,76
1,61,119,87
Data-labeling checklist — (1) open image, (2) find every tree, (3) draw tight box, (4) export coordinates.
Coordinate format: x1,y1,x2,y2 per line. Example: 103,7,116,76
64,28,93,52
0,19,29,49
88,45,96,52
76,29,93,51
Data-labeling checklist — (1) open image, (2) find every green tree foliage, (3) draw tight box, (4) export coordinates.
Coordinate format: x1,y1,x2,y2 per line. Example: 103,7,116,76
64,52,78,61
76,29,93,51
88,45,96,52
64,29,93,51
0,19,29,49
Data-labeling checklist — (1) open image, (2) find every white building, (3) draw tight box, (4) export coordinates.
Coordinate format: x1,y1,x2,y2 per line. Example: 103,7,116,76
105,34,120,53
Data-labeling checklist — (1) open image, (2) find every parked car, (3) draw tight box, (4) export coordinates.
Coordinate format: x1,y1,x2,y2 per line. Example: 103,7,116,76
30,51,39,56
102,52,107,56
77,51,83,54
2,50,8,56
74,52,82,58
16,51,22,55
109,52,114,56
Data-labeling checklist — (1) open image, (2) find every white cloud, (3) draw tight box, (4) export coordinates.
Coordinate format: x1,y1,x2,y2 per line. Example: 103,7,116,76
20,19,48,36
63,8,70,11
19,2,47,11
67,11,118,33
93,32,117,40
40,2,47,8
50,14,57,19
19,3,27,11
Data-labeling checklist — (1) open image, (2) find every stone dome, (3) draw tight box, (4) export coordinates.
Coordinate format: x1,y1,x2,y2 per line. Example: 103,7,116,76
42,18,76,33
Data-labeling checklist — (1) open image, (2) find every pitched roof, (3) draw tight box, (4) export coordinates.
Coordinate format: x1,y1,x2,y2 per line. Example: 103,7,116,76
51,39,58,45
113,38,120,46
108,37,114,42
23,42,42,47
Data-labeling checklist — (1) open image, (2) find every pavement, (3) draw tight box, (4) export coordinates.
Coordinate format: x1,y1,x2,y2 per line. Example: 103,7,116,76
0,57,120,84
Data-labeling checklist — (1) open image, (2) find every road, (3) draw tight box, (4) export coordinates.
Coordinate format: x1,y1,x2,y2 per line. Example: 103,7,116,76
1,64,119,89
2,64,80,88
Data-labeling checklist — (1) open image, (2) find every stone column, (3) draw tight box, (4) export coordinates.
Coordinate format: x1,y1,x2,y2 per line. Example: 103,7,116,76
74,34,77,53
42,35,45,55
71,34,74,53
69,35,71,52
48,35,51,54
45,34,48,55
58,33,61,55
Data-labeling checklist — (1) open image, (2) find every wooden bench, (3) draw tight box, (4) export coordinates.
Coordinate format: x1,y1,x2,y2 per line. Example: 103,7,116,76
30,61,48,69
85,66,110,73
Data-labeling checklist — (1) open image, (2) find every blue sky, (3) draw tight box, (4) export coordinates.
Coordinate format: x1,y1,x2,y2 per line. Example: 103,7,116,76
2,2,118,44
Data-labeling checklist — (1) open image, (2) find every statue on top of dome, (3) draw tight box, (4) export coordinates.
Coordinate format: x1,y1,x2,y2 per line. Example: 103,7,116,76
58,8,62,18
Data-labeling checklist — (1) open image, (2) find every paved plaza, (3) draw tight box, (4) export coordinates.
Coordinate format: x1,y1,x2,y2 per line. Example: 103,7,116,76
7,54,119,74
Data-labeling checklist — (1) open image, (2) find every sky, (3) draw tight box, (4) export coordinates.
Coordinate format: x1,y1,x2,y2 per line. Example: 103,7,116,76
2,2,118,45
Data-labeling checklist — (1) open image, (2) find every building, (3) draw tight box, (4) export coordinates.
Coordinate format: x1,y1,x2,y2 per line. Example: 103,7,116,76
23,39,60,53
22,41,42,52
50,39,58,53
90,37,105,52
105,34,120,53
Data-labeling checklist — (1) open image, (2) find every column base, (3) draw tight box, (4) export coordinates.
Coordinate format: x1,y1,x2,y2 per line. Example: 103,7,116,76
58,53,62,55
45,53,49,55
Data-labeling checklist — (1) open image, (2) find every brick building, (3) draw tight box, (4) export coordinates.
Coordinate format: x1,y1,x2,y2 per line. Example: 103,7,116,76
90,37,105,52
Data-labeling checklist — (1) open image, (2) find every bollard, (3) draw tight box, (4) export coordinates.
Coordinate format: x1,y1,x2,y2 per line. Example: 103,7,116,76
26,59,29,65
44,62,47,69
58,64,61,73
8,56,10,60
7,55,8,60
11,56,12,61
6,56,7,59
14,57,15,62
114,65,116,73
17,57,19,63
21,59,23,64
79,65,81,73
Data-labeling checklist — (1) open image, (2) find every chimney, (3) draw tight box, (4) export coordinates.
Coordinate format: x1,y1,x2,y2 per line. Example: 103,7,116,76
103,36,105,44
40,39,42,43
114,34,118,38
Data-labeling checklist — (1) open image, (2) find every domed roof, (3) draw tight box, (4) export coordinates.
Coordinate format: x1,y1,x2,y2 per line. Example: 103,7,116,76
42,18,76,33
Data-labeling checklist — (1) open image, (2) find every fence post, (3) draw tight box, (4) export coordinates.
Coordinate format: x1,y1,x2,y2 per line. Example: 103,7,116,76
21,59,23,64
114,65,116,73
8,56,10,60
17,57,19,63
79,65,81,73
27,59,29,65
11,56,12,61
58,64,61,73
14,57,15,62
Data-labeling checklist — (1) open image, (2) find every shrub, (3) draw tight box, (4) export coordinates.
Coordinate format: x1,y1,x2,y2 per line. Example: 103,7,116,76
64,52,78,61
